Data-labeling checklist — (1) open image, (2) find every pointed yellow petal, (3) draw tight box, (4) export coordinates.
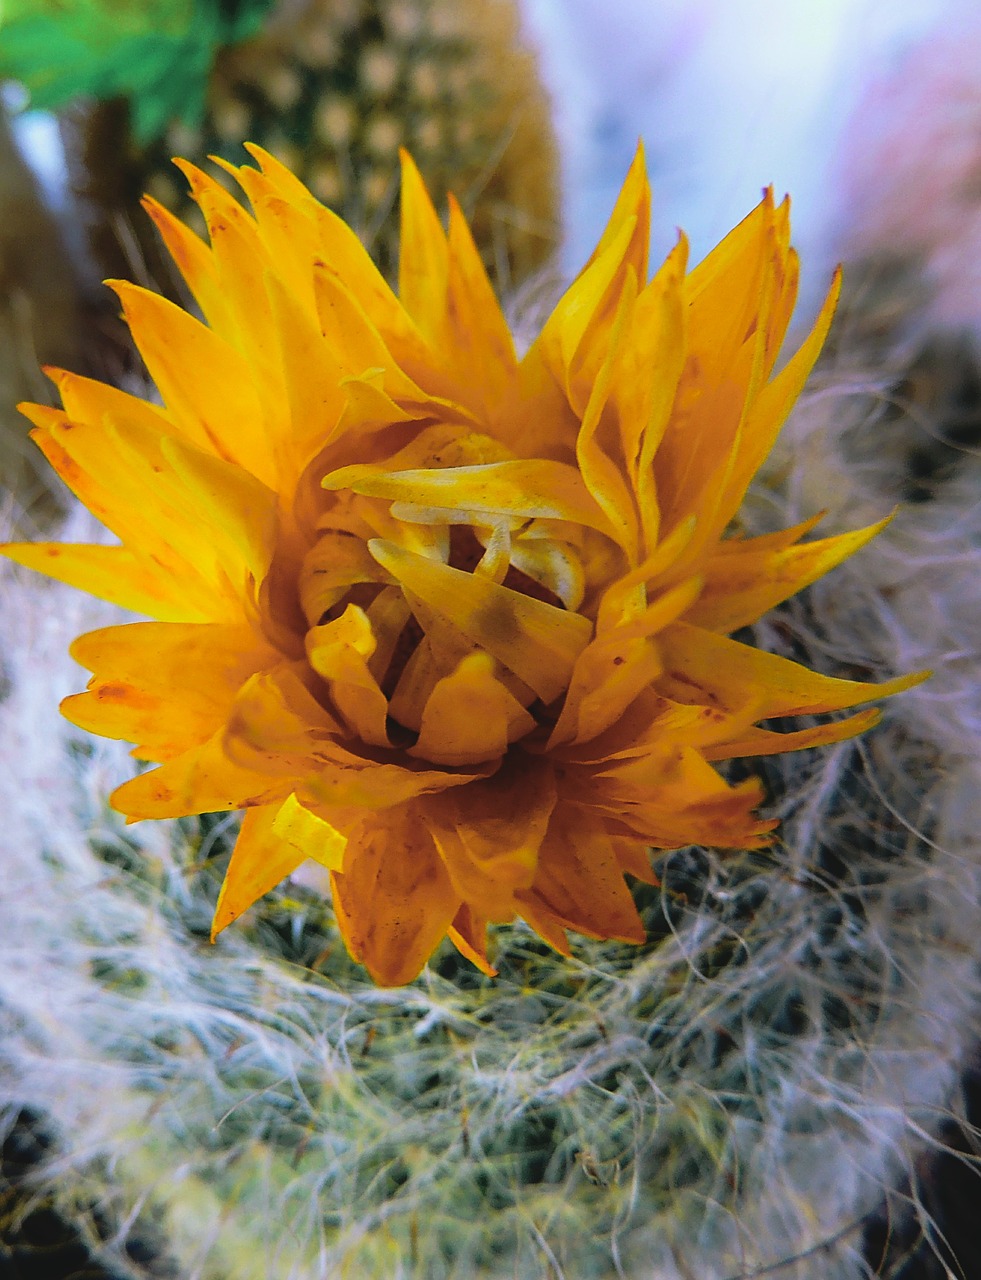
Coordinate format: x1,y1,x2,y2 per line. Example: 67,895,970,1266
64,621,277,760
141,193,235,336
534,213,639,414
651,198,776,540
368,538,592,703
579,142,651,285
244,142,324,207
703,707,884,761
443,193,517,413
244,144,444,383
614,238,688,554
314,262,406,383
687,514,892,633
766,235,800,374
264,265,346,475
46,365,172,442
711,267,842,536
109,280,277,488
0,542,202,621
330,804,459,985
111,726,289,820
20,414,261,620
658,622,927,719
574,269,641,559
159,432,278,585
173,160,278,373
685,188,774,316
211,803,309,939
714,512,826,556
232,183,321,317
398,148,450,347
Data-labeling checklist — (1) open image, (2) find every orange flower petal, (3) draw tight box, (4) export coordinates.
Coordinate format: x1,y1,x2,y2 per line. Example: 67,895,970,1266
211,800,317,939
305,606,391,749
519,803,645,945
578,141,651,285
109,280,277,488
444,193,518,413
368,538,592,704
140,194,236,337
710,267,842,539
0,542,202,621
659,621,927,719
688,514,892,633
548,577,703,748
111,727,290,820
424,757,556,914
397,148,450,349
64,621,277,761
703,707,884,761
330,803,460,986
447,904,497,977
412,652,535,766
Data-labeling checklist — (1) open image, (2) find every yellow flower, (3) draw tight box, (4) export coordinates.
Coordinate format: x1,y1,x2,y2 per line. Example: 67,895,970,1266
3,145,921,985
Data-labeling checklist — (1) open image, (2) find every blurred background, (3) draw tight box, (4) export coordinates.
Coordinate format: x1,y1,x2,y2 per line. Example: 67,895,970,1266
6,0,981,512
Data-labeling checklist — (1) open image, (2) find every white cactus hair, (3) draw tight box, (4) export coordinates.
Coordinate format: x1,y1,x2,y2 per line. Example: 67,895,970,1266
2,336,980,1279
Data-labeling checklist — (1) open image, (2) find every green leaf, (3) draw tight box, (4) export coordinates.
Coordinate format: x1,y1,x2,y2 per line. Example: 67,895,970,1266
0,0,276,143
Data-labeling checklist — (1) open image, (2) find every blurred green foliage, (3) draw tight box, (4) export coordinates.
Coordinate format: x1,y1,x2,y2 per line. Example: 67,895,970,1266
0,0,274,140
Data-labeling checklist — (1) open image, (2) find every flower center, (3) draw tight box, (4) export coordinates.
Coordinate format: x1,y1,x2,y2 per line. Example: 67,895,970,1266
297,487,591,759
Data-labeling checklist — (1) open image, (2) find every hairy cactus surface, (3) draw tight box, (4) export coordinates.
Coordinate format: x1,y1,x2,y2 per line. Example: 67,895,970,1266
1,370,977,1276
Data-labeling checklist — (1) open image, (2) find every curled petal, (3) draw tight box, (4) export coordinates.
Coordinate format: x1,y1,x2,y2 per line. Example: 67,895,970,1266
325,458,615,536
368,538,592,704
305,606,391,749
412,652,536,765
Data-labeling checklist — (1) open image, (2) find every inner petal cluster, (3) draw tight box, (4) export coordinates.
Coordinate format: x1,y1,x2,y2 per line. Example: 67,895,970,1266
296,434,600,767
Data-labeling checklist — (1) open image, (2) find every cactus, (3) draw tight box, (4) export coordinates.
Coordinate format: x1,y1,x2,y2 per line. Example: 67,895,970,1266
61,0,559,294
1,369,977,1277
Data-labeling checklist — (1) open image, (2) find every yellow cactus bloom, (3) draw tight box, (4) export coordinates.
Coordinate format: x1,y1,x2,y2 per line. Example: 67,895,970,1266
3,145,921,985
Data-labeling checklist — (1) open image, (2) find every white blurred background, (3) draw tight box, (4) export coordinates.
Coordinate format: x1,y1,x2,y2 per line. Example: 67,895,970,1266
523,0,973,321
